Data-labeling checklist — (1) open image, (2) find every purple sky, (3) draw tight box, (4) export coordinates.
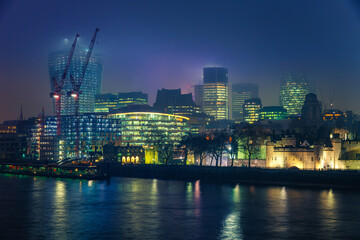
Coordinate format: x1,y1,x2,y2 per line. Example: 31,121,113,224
1,0,360,122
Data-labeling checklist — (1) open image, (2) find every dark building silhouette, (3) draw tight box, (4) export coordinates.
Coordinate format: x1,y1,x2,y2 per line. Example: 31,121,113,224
0,118,33,161
194,84,204,108
153,88,201,116
203,67,228,84
301,93,322,126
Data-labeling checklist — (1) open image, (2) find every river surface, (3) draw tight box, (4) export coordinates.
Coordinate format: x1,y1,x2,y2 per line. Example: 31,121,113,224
0,174,359,240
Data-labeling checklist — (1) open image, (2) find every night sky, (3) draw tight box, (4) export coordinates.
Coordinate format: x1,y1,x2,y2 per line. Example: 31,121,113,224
1,0,360,122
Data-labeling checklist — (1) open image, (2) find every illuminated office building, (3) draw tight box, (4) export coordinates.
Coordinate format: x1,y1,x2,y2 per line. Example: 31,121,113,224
60,113,121,159
244,98,262,124
94,94,118,113
108,111,190,147
259,106,288,120
117,92,148,108
323,109,344,122
95,92,148,113
48,49,102,115
280,73,309,116
203,67,228,120
232,83,258,122
29,113,121,160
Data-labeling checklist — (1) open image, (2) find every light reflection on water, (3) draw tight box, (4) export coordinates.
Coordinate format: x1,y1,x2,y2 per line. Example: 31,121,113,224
218,184,243,240
0,175,360,240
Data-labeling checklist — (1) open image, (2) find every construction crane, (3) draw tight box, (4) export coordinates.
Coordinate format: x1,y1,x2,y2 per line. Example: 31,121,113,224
50,34,79,135
68,28,99,158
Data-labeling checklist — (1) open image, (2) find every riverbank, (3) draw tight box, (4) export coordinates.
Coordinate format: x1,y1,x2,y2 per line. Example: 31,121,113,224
0,162,110,180
110,165,360,189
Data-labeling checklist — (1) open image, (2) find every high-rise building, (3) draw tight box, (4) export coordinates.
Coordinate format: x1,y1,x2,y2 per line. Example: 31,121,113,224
244,98,262,124
232,83,258,122
259,106,288,120
48,49,102,115
280,73,309,116
202,67,228,120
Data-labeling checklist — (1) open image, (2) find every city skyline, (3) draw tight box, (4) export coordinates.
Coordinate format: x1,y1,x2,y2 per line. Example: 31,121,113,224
1,0,360,122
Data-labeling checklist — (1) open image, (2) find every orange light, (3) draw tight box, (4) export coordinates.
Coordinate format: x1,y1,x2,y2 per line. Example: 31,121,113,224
53,95,59,99
71,94,77,98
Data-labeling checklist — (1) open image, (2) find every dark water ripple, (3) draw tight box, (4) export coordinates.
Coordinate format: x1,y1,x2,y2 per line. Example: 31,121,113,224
0,174,359,240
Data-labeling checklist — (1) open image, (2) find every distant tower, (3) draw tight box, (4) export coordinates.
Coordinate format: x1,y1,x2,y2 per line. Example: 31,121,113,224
280,73,309,116
48,48,102,115
202,67,229,120
232,83,258,122
19,105,23,120
301,93,322,126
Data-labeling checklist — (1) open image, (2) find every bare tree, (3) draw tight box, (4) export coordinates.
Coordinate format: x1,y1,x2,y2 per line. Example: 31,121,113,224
208,131,228,167
149,130,175,165
181,133,209,166
226,132,239,167
236,124,267,167
179,134,192,166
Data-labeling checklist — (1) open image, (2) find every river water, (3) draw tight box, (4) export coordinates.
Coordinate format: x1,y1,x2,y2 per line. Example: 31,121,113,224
0,174,359,240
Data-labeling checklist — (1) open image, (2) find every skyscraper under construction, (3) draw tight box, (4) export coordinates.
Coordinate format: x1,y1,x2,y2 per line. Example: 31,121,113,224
48,48,102,115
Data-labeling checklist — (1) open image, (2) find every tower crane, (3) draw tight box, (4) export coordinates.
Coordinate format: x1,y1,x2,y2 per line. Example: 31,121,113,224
50,34,79,135
68,28,99,158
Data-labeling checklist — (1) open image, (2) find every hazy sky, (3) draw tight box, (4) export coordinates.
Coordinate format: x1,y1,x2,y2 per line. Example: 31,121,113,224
1,0,360,122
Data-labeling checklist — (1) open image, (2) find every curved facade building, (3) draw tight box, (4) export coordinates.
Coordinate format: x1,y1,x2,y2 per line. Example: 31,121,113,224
280,73,309,116
108,112,190,147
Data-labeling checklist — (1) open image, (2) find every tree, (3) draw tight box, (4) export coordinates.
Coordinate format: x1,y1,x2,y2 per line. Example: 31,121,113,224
181,133,209,166
150,130,176,165
208,131,228,167
226,132,239,167
179,135,192,166
236,124,267,167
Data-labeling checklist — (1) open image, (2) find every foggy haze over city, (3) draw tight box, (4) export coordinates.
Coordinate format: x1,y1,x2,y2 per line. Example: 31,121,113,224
1,0,360,121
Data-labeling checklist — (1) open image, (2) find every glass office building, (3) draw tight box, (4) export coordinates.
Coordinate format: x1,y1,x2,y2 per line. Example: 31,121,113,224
29,113,121,160
48,49,103,115
259,106,288,120
203,67,229,120
95,92,148,113
109,112,190,147
232,83,258,122
280,73,309,116
244,98,262,124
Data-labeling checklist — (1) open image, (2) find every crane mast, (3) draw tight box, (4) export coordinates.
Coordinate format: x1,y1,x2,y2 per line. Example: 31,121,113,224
50,34,79,136
68,28,99,158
